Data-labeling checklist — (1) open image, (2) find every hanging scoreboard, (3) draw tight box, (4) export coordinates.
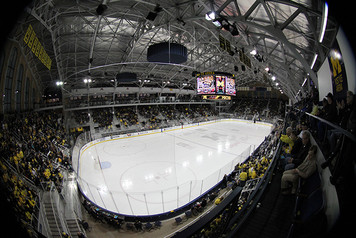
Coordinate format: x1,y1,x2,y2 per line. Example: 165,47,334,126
196,72,236,97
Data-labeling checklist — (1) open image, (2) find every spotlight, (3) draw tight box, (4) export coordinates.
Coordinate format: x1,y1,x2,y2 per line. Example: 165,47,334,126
212,18,222,27
205,11,216,21
330,49,341,60
83,78,92,83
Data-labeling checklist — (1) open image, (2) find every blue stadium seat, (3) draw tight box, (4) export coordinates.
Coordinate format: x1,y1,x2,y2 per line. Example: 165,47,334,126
299,188,324,223
154,220,162,229
126,222,134,231
175,217,183,225
145,222,153,231
298,171,321,198
185,210,192,220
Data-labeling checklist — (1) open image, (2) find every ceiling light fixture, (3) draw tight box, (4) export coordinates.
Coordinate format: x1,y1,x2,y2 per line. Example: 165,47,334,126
205,11,216,21
83,78,92,83
310,54,318,69
319,2,328,43
250,49,257,55
302,78,308,87
212,19,222,27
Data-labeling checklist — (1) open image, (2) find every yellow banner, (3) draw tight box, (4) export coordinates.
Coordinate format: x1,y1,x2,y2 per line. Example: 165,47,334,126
23,24,51,70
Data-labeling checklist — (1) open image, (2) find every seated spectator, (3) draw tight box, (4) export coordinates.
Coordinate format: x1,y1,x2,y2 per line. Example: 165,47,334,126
201,197,207,208
280,127,293,140
134,220,143,231
208,191,218,202
280,128,295,154
214,196,224,205
238,168,248,186
289,130,302,155
281,145,317,194
280,130,299,168
285,130,311,170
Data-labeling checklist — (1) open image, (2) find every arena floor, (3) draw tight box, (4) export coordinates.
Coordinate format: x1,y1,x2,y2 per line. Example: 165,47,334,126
78,120,272,216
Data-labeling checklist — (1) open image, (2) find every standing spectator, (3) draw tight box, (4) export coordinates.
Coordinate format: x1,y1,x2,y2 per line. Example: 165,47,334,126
328,91,355,152
325,92,338,123
318,93,337,141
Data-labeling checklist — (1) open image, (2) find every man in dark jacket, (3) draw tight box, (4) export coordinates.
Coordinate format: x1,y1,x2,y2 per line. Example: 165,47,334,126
290,130,302,156
318,92,338,141
285,130,311,170
327,91,355,152
325,92,338,124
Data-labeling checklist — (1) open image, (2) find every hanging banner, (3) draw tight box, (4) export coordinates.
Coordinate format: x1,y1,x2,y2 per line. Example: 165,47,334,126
328,40,348,101
24,24,52,70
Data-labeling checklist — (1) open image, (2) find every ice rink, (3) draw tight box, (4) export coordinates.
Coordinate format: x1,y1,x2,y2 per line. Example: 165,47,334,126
78,120,272,216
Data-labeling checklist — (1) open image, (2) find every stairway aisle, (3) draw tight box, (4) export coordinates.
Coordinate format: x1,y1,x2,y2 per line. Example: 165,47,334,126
42,193,62,238
236,168,295,238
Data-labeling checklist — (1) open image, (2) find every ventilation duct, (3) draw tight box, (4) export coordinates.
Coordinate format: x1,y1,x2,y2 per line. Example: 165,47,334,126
147,42,187,64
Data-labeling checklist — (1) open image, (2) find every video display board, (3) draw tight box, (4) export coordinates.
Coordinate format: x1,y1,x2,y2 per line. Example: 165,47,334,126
196,72,236,96
197,75,215,94
225,76,236,96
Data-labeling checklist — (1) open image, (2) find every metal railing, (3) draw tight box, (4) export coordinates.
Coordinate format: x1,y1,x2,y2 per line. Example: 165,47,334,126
298,110,356,181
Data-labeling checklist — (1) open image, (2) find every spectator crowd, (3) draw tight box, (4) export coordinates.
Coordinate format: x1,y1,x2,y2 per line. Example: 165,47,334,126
0,110,71,235
2,87,355,237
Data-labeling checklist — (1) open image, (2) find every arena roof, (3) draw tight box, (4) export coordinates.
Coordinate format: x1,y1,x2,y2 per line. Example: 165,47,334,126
11,0,338,101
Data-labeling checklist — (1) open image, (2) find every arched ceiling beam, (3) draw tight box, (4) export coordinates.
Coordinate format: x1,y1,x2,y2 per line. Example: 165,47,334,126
228,15,318,87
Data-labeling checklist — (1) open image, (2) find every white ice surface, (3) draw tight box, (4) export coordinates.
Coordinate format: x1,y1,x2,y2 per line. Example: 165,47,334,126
78,120,272,215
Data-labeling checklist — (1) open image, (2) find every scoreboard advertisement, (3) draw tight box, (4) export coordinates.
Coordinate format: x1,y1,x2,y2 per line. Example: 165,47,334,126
197,72,236,97
202,95,231,100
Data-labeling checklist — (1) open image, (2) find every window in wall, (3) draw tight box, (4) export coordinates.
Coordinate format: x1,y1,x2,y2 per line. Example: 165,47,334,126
4,47,18,113
16,64,24,112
